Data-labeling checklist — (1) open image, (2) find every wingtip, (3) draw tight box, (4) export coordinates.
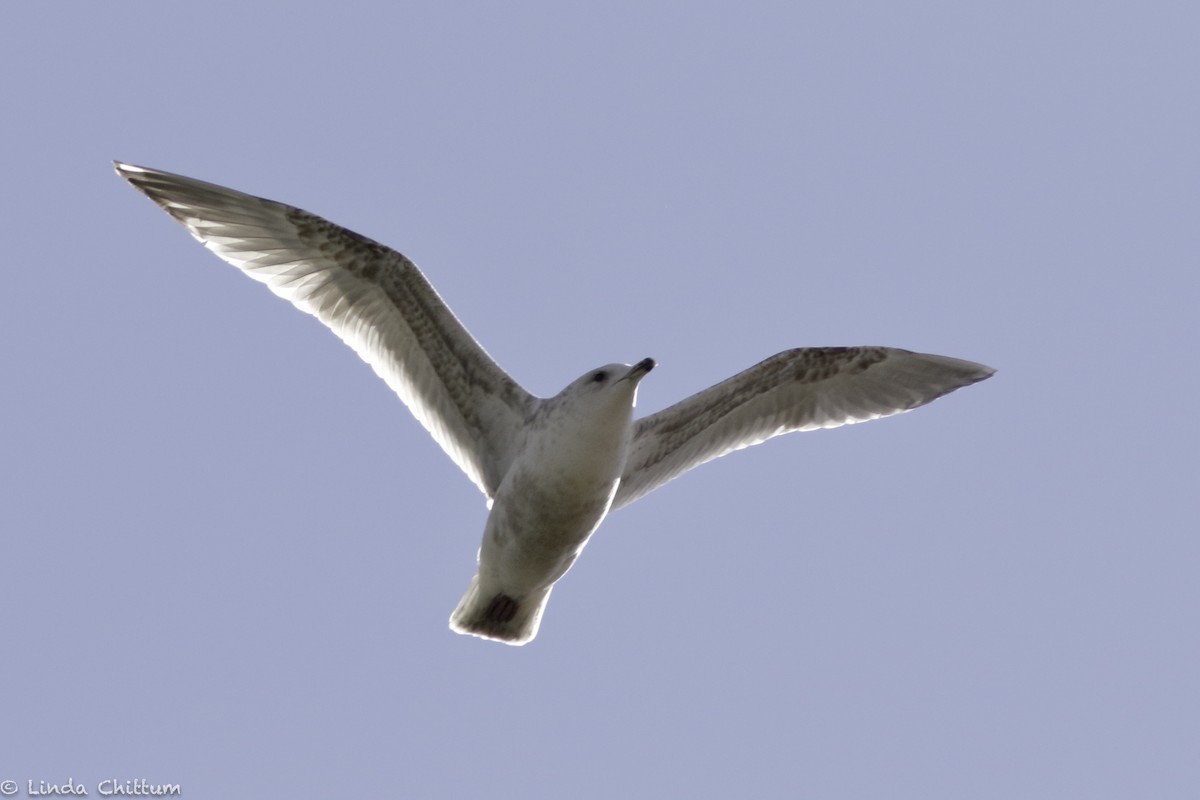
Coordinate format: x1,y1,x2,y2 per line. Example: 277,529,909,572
925,352,996,385
971,362,997,383
113,160,140,180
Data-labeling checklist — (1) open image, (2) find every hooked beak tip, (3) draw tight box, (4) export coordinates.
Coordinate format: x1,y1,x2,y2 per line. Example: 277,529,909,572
627,357,656,381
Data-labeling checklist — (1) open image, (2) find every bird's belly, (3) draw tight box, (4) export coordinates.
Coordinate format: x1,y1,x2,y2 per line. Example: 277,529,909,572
479,467,617,592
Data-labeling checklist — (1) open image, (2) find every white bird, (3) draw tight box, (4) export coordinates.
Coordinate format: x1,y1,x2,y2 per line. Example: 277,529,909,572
115,162,994,645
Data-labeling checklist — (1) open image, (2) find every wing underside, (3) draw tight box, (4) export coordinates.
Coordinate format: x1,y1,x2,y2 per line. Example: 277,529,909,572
115,162,537,499
611,347,994,509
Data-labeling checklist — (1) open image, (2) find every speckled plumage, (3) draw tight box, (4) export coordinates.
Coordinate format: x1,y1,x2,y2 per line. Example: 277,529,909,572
115,162,994,645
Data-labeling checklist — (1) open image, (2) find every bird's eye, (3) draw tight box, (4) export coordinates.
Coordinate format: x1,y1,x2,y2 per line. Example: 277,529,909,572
591,371,608,383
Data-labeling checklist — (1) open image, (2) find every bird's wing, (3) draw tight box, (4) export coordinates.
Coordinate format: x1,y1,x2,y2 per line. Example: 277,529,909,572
611,347,993,509
115,162,537,500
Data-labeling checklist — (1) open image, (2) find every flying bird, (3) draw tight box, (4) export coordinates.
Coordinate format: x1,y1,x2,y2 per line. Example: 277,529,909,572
115,162,994,645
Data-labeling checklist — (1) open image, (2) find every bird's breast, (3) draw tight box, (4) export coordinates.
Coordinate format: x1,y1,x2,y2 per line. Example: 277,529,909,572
480,425,626,590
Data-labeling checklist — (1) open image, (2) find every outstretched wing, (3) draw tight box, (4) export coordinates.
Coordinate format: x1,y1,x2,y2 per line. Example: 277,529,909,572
115,162,537,500
611,347,993,509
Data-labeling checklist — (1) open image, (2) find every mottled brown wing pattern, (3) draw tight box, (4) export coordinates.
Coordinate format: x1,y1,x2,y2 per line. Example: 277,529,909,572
115,162,537,499
611,347,993,509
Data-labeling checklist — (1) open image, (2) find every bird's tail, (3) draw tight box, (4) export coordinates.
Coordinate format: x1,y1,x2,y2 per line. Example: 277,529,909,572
449,574,552,646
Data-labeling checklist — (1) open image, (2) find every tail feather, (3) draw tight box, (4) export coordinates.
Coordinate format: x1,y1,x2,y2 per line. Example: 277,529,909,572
449,574,552,646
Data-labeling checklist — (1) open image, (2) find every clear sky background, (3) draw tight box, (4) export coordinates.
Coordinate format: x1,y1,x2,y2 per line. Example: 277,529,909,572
2,3,1197,798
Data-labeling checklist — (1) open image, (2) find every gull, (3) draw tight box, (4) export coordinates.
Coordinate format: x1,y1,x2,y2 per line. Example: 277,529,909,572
115,162,995,646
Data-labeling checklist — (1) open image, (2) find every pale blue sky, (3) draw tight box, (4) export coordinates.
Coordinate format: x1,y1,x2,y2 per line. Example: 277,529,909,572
2,3,1197,798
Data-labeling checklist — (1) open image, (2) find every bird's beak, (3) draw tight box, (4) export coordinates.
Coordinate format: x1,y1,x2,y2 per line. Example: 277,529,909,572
622,357,656,383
